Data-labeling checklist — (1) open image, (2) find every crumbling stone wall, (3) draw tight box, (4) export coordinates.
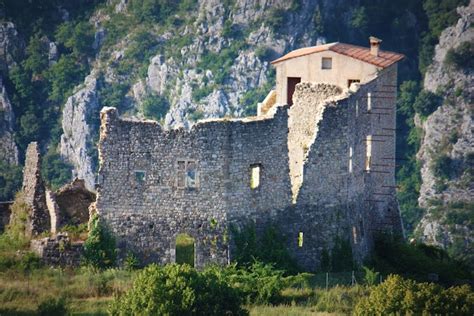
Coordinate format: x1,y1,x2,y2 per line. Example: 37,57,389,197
30,234,83,267
288,83,343,201
96,65,403,271
22,142,50,236
54,179,95,227
96,106,291,267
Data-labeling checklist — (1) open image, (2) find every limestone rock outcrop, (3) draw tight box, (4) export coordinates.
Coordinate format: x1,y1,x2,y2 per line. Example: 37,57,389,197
0,22,23,74
60,72,100,191
415,1,474,262
0,78,18,165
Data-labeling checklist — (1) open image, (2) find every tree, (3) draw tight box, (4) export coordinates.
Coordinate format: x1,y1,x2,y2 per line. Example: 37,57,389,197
83,214,117,269
413,90,442,118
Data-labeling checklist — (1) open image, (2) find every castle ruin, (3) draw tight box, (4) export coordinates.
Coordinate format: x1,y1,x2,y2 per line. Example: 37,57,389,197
95,38,405,270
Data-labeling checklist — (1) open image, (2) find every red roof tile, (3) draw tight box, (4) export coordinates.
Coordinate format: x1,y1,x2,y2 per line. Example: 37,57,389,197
271,42,404,68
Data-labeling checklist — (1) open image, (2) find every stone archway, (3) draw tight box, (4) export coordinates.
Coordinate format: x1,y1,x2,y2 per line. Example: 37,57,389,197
175,233,195,267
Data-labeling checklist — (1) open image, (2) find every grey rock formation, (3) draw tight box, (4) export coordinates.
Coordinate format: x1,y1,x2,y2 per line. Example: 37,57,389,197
60,72,100,191
0,22,23,74
0,78,18,165
416,1,474,258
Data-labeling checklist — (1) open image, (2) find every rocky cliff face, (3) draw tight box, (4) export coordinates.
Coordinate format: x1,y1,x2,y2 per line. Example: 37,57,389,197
60,72,99,191
0,78,18,165
60,0,339,186
415,2,473,262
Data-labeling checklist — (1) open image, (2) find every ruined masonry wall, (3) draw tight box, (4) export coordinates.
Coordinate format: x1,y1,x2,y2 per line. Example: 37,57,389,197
22,142,50,236
96,106,292,267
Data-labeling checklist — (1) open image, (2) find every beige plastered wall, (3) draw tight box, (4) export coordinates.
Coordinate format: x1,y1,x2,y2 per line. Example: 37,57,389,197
274,51,380,104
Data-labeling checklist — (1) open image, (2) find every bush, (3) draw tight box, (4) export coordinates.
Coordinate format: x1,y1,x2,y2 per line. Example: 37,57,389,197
231,223,299,274
0,161,22,201
413,90,443,118
354,274,474,315
109,264,247,316
37,296,68,316
431,153,453,180
41,148,73,190
83,214,116,269
445,41,474,70
141,93,170,121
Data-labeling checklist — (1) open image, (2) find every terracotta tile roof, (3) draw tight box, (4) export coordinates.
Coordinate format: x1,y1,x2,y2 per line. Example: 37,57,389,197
271,42,404,68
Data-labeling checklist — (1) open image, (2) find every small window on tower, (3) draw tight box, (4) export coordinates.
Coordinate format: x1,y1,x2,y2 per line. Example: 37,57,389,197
250,164,261,189
367,92,372,112
348,79,360,88
177,160,198,188
321,57,332,69
365,135,372,171
349,147,353,173
298,232,304,247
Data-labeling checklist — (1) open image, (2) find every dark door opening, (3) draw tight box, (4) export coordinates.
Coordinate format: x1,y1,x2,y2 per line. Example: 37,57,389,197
287,77,301,106
176,233,195,266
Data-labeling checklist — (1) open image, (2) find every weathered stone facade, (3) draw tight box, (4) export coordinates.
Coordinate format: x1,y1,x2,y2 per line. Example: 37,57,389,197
30,234,83,267
22,142,50,236
96,44,404,270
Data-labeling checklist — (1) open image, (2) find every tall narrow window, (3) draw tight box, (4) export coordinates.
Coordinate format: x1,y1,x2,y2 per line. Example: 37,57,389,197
321,57,332,69
298,232,304,247
349,147,353,173
177,160,198,188
355,100,359,117
367,92,372,112
359,219,365,238
365,135,372,171
250,164,261,189
186,161,197,188
352,226,358,244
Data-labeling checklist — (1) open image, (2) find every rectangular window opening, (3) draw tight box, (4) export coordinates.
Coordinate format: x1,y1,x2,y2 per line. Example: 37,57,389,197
135,170,146,183
321,57,332,69
349,147,353,173
365,135,372,171
367,92,372,112
177,160,198,188
359,220,365,238
250,164,261,189
298,232,304,247
356,100,359,117
352,226,358,244
348,79,360,88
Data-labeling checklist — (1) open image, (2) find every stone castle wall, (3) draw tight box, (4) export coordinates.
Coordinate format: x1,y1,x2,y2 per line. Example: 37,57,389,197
96,106,291,267
96,65,403,270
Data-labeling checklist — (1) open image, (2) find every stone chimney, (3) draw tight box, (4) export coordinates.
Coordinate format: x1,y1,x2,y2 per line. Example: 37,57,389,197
369,36,382,56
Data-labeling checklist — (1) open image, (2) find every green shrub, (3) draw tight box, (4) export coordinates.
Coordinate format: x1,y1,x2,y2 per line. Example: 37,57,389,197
413,90,443,118
0,161,22,201
83,214,117,269
18,251,41,272
41,148,73,190
109,264,247,316
444,41,474,70
231,223,299,274
37,296,68,316
431,153,453,180
266,7,285,32
354,274,474,315
124,252,140,271
141,93,170,121
362,266,380,286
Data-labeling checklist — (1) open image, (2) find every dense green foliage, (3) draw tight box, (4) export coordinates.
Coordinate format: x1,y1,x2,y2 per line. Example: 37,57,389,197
355,274,474,315
41,148,73,190
0,161,22,200
369,234,472,285
37,296,68,316
142,93,170,121
83,214,116,269
445,41,474,70
109,263,247,316
231,223,299,274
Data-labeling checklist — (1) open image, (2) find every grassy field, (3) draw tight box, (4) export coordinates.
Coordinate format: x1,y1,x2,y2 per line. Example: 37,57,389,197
0,267,365,315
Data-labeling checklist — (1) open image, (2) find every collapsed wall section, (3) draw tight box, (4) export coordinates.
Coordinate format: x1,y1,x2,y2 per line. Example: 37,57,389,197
288,83,343,201
96,106,291,267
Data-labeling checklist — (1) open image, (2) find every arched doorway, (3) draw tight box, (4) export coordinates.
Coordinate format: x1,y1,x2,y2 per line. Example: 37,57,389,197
175,233,195,266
